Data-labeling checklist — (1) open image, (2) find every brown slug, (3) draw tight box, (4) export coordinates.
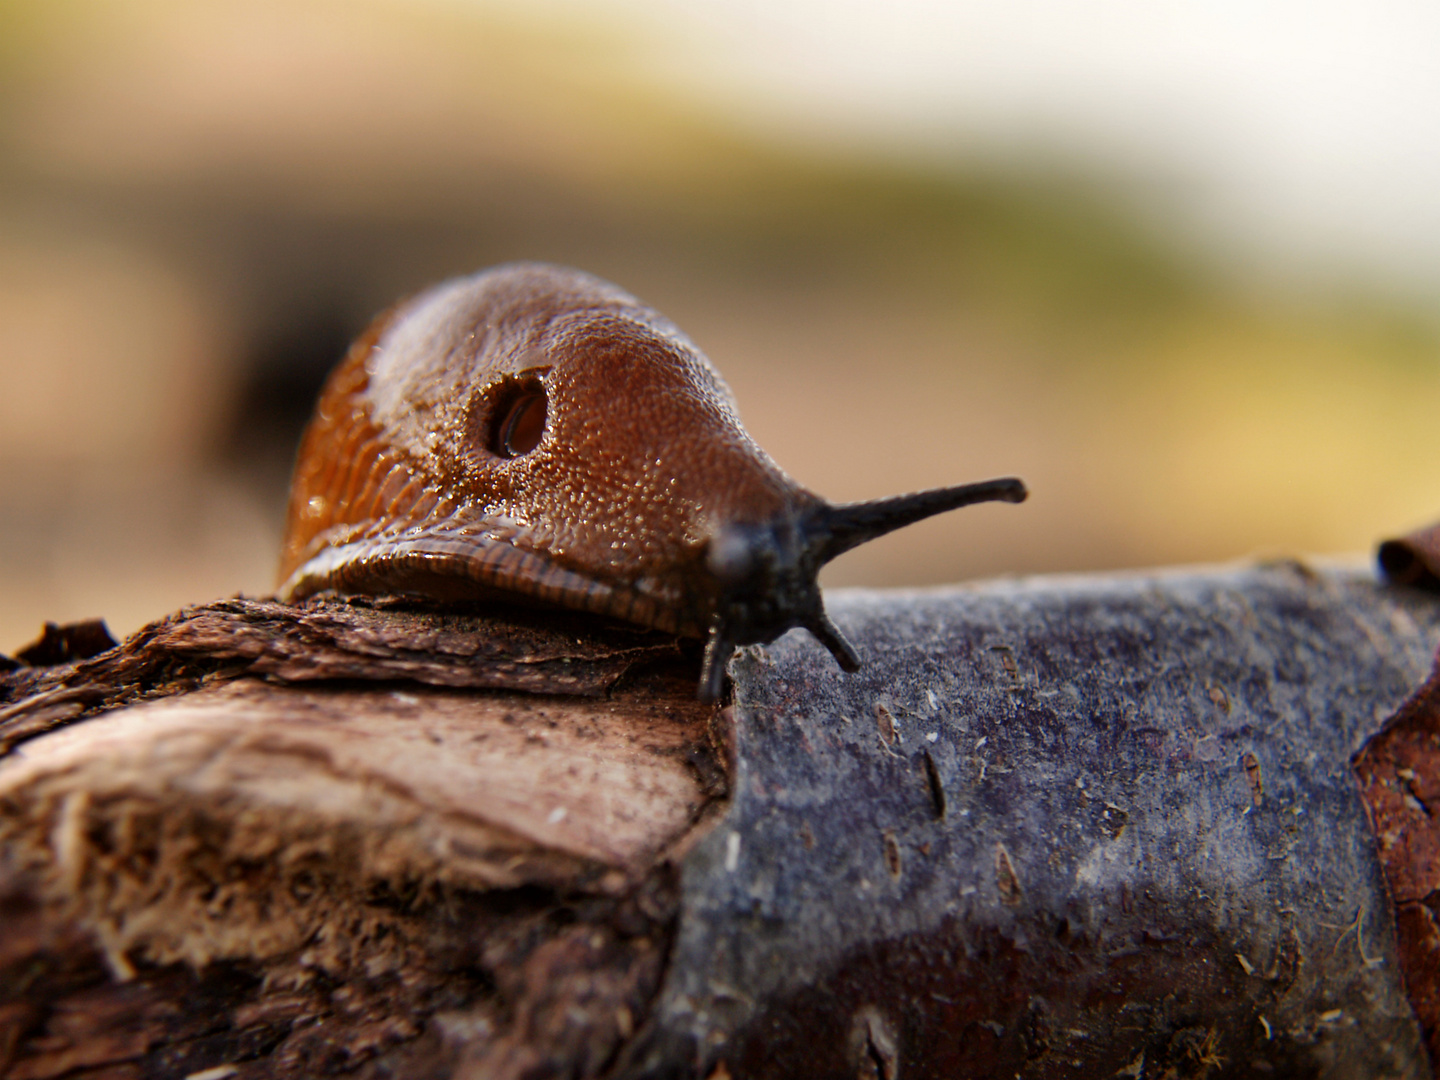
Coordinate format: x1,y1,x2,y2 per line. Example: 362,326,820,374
278,263,1026,701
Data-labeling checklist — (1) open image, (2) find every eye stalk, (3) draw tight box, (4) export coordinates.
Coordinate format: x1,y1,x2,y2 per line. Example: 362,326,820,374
696,477,1027,702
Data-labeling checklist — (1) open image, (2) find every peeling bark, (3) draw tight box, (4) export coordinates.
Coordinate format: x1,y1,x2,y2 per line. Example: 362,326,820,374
1,563,1438,1079
0,596,688,755
1356,662,1440,1067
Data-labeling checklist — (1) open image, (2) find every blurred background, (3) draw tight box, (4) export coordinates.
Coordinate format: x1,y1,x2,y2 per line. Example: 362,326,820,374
3,0,1439,651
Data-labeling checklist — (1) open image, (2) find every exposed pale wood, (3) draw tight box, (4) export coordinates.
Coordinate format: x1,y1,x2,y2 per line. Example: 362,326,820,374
2,676,714,899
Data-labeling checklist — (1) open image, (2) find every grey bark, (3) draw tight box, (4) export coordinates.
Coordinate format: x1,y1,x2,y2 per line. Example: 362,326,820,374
624,561,1440,1079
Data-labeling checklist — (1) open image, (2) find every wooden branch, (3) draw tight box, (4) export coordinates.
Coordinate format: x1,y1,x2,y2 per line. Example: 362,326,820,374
1,563,1438,1079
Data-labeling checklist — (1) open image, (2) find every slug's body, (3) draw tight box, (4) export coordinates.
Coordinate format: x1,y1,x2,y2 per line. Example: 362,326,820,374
280,263,1025,700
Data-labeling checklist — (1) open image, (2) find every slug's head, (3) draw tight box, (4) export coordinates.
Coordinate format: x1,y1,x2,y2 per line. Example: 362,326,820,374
693,478,1026,700
279,262,1026,701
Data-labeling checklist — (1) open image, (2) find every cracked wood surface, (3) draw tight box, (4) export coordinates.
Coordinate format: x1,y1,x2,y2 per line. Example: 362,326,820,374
0,595,689,756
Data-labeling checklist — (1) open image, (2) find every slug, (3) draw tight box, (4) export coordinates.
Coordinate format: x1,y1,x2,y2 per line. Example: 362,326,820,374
278,263,1026,701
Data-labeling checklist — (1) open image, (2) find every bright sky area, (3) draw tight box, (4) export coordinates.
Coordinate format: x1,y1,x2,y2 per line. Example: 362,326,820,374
474,0,1440,300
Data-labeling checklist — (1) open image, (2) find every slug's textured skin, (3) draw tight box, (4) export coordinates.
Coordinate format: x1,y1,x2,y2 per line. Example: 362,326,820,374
279,263,1025,699
280,264,805,637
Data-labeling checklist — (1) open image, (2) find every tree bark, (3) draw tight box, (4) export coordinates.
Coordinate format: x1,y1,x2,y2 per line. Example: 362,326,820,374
1,562,1438,1079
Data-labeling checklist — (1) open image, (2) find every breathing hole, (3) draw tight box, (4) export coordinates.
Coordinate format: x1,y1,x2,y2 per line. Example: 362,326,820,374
491,384,547,458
